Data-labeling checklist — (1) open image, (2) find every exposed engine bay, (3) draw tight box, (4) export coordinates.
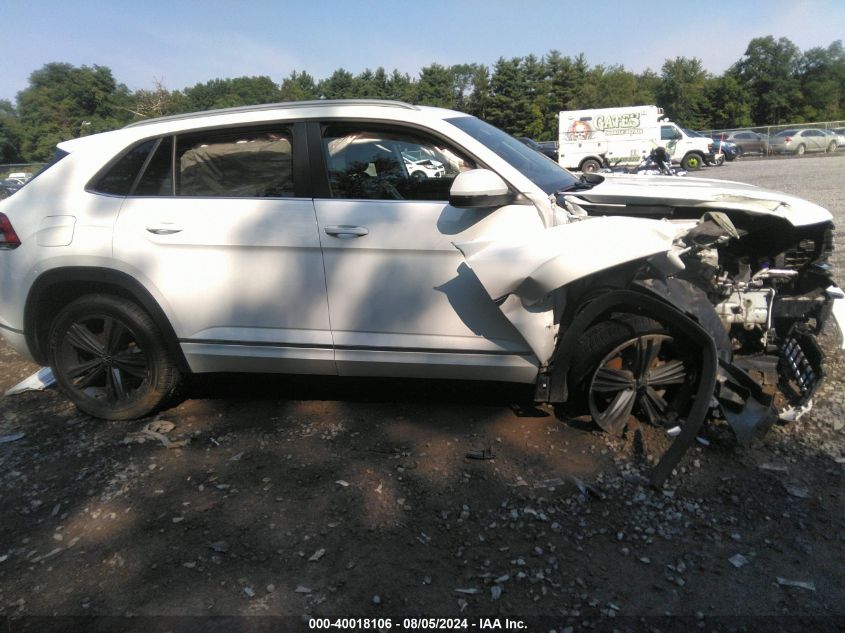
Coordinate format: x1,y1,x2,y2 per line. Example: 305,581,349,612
676,212,836,413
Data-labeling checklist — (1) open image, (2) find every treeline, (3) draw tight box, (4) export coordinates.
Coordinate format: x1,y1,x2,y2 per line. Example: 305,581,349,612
1,36,843,163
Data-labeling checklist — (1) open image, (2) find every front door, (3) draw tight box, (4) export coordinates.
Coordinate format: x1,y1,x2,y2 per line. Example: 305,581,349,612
310,122,536,381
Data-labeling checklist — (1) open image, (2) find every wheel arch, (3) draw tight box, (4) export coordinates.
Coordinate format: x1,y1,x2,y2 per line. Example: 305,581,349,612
547,285,719,487
548,281,723,404
24,267,189,372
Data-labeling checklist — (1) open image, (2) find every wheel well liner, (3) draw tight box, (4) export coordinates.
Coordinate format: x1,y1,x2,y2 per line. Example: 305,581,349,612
24,267,188,372
548,287,718,488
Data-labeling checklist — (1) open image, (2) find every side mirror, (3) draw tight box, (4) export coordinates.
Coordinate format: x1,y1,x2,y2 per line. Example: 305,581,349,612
449,169,514,208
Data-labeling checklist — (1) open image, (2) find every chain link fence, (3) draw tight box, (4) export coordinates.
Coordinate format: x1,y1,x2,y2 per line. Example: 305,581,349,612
702,120,845,158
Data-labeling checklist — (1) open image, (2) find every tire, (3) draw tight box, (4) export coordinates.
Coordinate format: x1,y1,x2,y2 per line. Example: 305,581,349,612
795,144,805,156
735,146,744,158
681,152,704,171
580,158,602,174
567,314,701,435
48,294,181,420
827,141,837,153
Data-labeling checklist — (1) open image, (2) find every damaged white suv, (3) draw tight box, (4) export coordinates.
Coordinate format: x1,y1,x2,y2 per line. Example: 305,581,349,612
0,100,842,483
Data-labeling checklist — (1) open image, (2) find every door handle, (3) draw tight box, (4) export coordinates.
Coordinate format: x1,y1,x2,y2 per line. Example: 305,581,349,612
146,224,183,235
324,225,369,238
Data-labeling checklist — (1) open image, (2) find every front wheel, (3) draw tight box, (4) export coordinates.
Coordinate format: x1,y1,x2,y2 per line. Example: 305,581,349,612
568,315,701,435
681,152,704,170
48,295,181,420
827,141,837,153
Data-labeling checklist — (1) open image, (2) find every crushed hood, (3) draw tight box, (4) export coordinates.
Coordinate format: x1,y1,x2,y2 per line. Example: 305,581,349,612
567,174,833,226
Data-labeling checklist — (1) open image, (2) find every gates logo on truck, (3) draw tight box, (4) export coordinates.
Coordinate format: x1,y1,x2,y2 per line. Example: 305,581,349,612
595,113,643,135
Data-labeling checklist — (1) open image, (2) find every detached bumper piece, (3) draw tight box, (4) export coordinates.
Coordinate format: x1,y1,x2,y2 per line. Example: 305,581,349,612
715,361,777,444
778,325,824,407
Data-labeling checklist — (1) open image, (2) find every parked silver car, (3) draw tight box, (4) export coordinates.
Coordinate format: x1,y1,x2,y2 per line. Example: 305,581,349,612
718,130,769,156
770,128,837,155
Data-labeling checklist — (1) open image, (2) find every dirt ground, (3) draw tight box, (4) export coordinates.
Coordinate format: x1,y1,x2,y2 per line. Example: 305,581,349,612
1,156,844,633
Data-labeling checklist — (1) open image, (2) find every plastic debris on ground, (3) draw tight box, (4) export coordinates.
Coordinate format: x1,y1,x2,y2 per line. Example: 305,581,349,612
465,447,495,460
783,483,811,499
123,421,188,449
729,554,750,568
4,367,56,396
776,577,817,591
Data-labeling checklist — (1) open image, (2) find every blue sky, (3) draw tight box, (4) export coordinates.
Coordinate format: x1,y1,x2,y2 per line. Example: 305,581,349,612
2,0,843,102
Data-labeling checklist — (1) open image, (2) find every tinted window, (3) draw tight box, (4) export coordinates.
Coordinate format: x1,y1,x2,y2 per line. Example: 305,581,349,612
93,140,156,195
134,137,173,196
322,125,474,201
175,126,294,197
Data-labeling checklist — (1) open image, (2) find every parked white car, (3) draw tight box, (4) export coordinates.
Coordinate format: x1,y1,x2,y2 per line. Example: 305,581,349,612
0,100,841,483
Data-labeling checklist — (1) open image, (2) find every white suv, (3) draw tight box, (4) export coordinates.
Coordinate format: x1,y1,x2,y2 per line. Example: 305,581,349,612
0,100,840,482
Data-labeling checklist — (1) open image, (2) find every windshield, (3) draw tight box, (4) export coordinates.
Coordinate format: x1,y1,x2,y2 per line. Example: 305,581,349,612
446,116,578,195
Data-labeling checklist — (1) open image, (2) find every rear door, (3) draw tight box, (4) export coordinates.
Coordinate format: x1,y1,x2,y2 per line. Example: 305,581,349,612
112,123,334,374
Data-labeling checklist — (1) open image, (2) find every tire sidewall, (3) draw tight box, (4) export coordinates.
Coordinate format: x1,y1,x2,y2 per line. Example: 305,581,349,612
48,295,176,420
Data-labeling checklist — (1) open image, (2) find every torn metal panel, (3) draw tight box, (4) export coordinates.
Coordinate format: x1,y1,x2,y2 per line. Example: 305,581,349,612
498,295,556,365
454,216,683,303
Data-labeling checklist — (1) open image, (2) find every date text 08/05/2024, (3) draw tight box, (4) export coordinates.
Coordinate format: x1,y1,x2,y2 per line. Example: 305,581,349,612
308,617,528,630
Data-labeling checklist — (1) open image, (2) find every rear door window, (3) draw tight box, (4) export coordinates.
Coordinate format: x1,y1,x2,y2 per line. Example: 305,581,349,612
175,126,294,197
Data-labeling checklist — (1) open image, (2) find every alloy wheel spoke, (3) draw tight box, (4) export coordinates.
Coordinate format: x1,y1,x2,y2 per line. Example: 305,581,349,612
596,388,636,434
103,317,128,355
591,366,635,392
75,362,106,389
109,367,127,401
112,351,147,378
646,360,686,387
66,323,105,356
66,357,103,380
641,385,670,424
635,337,662,378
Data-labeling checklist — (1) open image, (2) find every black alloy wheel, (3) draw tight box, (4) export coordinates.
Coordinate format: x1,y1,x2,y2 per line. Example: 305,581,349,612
48,295,180,420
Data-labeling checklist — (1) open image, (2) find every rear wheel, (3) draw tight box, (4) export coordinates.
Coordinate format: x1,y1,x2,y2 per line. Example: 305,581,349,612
827,141,837,153
795,144,806,156
48,295,181,420
580,158,602,174
568,315,701,435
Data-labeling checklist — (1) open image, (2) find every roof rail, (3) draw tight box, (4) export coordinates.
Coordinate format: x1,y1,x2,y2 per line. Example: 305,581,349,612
124,99,419,128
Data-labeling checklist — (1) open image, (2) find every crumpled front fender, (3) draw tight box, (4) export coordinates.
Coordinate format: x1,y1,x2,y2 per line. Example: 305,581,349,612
454,216,683,304
454,216,686,364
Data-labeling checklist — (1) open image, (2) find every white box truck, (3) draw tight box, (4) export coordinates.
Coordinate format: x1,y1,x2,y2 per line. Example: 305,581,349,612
557,105,712,172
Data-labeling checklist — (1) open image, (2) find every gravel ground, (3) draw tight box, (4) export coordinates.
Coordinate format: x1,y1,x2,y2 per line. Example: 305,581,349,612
0,156,843,633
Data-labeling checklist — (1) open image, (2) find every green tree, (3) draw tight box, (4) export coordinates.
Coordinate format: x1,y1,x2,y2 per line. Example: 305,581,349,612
0,100,22,164
318,69,355,99
798,40,845,120
16,63,133,161
279,71,317,101
656,57,709,128
702,75,752,129
729,36,803,124
180,76,280,111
